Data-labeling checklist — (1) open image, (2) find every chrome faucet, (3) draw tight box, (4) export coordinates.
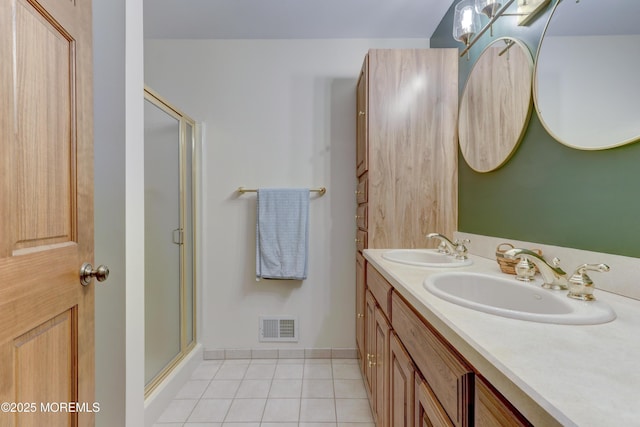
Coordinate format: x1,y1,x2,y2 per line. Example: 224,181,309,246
427,233,470,260
504,248,569,290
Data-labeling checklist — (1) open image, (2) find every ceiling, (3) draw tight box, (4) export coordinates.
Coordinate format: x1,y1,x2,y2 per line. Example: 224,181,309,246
143,0,455,39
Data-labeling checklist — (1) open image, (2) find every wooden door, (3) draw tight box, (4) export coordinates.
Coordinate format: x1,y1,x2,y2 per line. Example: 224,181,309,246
0,0,95,425
415,376,454,427
365,291,376,400
355,252,366,372
356,56,368,178
390,333,415,427
374,307,390,427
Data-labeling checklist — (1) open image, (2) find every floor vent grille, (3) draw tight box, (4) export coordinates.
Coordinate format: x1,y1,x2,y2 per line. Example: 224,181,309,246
259,316,298,342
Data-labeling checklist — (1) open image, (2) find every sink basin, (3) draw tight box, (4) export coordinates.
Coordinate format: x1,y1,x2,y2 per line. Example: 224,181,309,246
423,272,616,324
382,249,473,268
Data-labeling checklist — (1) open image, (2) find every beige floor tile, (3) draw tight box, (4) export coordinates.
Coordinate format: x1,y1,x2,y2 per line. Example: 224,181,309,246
269,379,302,398
303,364,333,379
244,363,276,379
300,398,336,422
187,399,233,423
302,379,334,398
274,363,304,379
262,398,301,422
235,379,271,398
202,380,241,398
333,379,367,398
223,398,266,422
335,398,375,423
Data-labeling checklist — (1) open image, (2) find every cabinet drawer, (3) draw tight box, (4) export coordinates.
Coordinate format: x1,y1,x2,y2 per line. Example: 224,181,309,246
392,292,472,427
356,229,367,253
356,174,368,204
366,264,392,318
356,204,367,230
475,377,532,427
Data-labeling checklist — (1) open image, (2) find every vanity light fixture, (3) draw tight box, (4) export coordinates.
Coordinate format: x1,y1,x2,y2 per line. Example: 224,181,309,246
453,0,480,55
475,0,502,19
456,0,518,58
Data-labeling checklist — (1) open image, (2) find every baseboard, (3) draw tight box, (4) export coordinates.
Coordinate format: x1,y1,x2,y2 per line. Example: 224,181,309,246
203,347,358,360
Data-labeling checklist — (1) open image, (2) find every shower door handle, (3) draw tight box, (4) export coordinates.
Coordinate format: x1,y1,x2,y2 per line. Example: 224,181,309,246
172,228,184,245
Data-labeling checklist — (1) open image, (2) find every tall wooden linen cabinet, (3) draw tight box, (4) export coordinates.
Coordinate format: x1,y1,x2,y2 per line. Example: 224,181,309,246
355,49,459,426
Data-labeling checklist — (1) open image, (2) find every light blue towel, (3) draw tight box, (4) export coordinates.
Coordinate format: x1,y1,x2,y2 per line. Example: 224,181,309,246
256,188,310,280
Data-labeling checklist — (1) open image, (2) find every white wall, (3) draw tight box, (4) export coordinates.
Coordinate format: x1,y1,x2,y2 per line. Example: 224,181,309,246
125,0,146,425
93,0,145,425
144,38,429,352
93,0,126,424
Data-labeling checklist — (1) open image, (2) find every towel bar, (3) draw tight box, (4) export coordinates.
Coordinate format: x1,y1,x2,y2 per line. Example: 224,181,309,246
238,187,326,196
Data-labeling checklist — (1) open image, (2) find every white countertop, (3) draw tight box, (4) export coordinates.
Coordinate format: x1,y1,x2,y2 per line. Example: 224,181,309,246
364,249,640,427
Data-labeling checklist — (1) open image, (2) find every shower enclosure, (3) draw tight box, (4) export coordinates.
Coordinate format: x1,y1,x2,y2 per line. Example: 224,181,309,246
143,87,197,395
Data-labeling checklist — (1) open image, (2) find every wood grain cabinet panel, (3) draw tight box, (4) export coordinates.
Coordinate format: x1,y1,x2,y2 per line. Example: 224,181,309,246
356,252,366,368
367,263,392,318
374,306,391,427
415,375,455,427
475,377,533,427
356,59,368,178
392,293,472,427
357,49,458,250
365,291,377,401
390,332,416,427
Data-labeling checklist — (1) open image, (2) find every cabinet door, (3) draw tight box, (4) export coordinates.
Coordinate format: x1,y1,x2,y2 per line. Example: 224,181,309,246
475,377,532,427
365,291,377,400
356,252,366,371
392,293,472,427
415,375,454,427
356,57,369,177
390,332,416,427
374,307,391,427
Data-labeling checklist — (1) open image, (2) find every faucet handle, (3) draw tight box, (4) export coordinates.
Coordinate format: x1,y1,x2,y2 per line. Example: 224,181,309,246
514,255,536,282
453,239,470,260
567,263,610,301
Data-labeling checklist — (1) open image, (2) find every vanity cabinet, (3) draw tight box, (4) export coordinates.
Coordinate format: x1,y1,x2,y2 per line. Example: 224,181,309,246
360,261,531,427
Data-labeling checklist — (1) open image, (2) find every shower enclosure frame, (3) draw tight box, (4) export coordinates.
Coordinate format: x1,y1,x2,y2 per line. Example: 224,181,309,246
143,86,197,397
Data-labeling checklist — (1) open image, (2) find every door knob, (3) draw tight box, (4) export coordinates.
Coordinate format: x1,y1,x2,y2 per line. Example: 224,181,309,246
80,263,110,286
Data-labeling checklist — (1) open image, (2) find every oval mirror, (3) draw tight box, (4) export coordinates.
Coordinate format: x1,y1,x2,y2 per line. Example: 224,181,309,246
534,0,640,150
459,38,533,173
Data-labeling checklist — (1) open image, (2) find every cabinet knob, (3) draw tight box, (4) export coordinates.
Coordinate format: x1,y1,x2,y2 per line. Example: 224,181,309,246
358,111,365,116
355,190,363,195
357,313,364,319
355,238,362,243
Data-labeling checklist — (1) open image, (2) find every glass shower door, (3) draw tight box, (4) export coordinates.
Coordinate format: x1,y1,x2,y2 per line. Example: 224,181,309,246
143,87,197,393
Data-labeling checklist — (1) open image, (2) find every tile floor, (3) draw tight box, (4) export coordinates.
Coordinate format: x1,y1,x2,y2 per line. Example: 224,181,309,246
153,358,375,427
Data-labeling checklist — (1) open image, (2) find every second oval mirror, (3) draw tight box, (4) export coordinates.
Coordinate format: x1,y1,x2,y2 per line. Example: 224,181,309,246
459,38,533,173
534,0,640,150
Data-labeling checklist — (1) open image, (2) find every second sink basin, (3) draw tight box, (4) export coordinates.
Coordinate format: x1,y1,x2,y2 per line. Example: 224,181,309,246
423,272,616,324
382,249,473,268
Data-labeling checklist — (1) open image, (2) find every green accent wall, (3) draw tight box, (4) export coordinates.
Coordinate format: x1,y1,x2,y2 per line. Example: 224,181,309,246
431,1,640,258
